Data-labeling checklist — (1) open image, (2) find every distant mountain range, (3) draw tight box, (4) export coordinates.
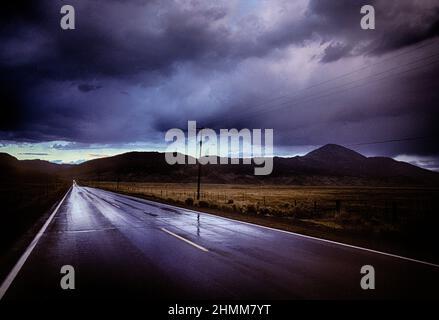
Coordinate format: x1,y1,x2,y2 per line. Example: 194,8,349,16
1,144,438,186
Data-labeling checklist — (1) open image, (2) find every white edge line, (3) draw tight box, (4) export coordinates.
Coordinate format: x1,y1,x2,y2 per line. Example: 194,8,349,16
111,203,121,209
161,228,209,252
198,210,439,269
0,186,72,300
109,190,439,269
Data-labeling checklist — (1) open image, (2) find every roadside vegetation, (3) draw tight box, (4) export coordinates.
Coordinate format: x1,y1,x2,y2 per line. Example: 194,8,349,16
0,180,70,279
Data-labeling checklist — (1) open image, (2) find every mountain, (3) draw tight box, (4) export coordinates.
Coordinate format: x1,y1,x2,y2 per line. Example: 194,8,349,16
301,143,368,175
268,144,439,184
305,144,367,163
1,145,438,186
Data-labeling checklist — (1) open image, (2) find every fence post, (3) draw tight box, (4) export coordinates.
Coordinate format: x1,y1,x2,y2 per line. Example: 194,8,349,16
392,201,398,222
335,200,341,214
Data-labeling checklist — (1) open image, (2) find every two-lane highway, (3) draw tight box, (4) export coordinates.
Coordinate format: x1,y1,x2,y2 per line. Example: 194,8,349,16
1,183,438,300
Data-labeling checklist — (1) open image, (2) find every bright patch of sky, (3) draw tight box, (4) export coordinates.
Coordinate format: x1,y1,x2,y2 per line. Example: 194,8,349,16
0,141,165,164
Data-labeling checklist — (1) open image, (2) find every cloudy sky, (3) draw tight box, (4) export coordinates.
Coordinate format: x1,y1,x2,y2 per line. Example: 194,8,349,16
1,0,438,169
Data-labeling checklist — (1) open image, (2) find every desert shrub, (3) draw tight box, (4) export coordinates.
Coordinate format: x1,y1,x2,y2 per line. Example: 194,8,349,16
198,200,209,208
271,208,285,217
245,204,257,214
290,206,314,219
334,210,351,224
334,210,363,225
258,207,271,216
185,198,194,206
227,199,234,204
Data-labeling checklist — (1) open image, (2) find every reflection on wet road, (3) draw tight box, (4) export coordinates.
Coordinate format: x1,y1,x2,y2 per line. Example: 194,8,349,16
2,184,439,300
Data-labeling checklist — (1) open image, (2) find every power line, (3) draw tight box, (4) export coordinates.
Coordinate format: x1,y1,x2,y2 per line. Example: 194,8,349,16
227,50,439,122
224,55,439,124
348,136,432,147
222,39,439,122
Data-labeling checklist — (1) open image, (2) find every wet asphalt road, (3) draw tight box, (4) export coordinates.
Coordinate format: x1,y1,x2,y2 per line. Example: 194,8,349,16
1,183,439,301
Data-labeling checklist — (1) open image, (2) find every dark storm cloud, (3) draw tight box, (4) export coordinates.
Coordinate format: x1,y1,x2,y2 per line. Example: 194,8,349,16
307,0,439,62
2,1,437,81
1,0,230,80
77,84,102,92
320,42,353,63
52,142,91,150
0,0,438,161
0,0,237,142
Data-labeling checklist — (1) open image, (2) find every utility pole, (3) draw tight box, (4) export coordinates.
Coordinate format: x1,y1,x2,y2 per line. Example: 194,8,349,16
197,131,203,200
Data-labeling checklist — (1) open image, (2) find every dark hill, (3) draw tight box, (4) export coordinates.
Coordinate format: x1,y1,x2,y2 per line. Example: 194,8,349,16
304,144,366,163
1,145,438,186
0,153,65,183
